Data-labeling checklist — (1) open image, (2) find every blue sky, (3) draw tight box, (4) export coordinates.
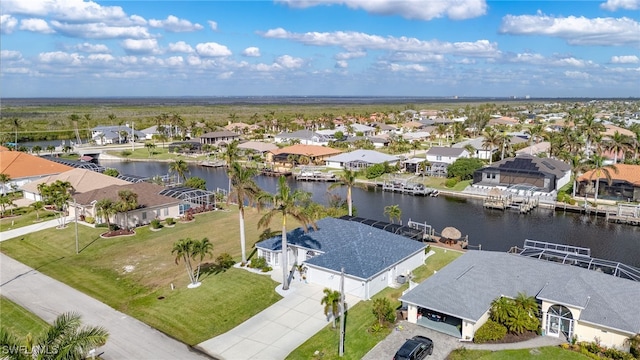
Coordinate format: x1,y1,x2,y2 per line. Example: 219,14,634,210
1,0,639,98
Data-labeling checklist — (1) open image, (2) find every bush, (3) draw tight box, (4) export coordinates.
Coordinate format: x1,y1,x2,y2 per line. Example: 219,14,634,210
447,158,484,180
557,191,577,205
95,223,108,228
150,219,161,229
371,297,395,326
445,177,459,188
365,163,386,179
216,253,236,270
473,320,507,343
84,216,95,224
249,257,271,272
165,217,175,226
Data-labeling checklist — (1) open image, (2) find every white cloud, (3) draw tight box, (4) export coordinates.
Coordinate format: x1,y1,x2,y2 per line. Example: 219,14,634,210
261,28,499,57
168,41,194,53
218,71,233,79
276,55,304,69
38,51,83,65
122,39,160,54
1,49,22,60
277,0,487,20
499,13,640,47
74,42,110,53
166,56,184,66
505,53,594,67
2,0,127,22
187,56,202,66
611,55,639,63
51,21,152,39
196,42,232,57
335,50,366,60
335,60,348,68
564,70,590,79
208,20,218,31
388,52,444,62
600,0,640,11
87,53,114,62
242,47,261,57
149,15,203,32
1,14,18,34
388,63,429,72
19,18,54,34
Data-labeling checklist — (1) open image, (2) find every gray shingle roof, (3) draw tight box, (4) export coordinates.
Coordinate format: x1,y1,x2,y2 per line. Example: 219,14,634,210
275,130,328,141
255,217,425,280
400,251,640,334
325,149,398,164
486,154,570,177
426,147,467,157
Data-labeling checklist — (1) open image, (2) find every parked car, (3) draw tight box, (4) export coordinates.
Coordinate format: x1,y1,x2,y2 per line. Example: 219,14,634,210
393,335,433,360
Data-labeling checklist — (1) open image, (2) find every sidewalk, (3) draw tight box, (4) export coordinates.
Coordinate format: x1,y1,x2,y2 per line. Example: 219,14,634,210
0,216,72,242
0,254,209,360
197,270,360,360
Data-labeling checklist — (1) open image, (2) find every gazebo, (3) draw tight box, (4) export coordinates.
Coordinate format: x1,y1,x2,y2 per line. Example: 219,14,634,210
440,226,462,245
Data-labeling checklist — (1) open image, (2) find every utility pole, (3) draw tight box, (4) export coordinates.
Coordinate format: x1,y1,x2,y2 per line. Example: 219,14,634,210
339,267,345,357
131,121,135,152
74,199,79,254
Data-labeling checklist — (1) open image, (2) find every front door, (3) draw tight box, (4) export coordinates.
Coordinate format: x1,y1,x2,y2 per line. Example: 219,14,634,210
547,314,561,337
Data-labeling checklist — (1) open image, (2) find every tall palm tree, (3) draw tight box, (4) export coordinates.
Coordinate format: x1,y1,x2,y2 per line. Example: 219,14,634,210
228,162,262,264
172,238,196,285
145,142,156,158
560,153,588,198
0,312,108,359
525,124,545,144
46,145,55,155
578,112,604,159
328,169,359,217
384,204,402,224
95,198,117,229
606,131,631,164
224,140,240,166
321,288,341,328
258,176,315,290
38,180,74,228
117,190,138,228
586,154,618,202
169,159,190,182
10,117,21,147
31,200,45,221
191,237,213,283
32,145,42,156
482,128,500,164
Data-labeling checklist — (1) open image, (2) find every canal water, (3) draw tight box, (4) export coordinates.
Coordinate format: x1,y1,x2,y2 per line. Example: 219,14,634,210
100,160,640,268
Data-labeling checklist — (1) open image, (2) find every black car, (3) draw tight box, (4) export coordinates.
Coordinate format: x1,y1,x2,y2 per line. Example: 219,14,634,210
393,335,433,360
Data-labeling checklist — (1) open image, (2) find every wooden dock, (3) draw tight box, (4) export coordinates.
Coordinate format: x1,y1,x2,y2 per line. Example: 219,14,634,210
200,160,225,168
483,195,538,214
382,181,434,196
260,168,292,177
295,172,338,182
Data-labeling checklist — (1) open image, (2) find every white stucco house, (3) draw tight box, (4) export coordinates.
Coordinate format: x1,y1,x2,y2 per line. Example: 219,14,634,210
324,149,399,170
400,251,640,351
255,217,426,300
425,147,470,165
274,130,330,146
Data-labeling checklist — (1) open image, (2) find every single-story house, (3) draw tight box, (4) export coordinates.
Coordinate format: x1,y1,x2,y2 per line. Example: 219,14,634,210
225,122,260,134
452,137,496,161
0,150,72,194
344,136,390,149
198,131,240,146
400,251,640,350
577,164,640,202
266,144,342,165
425,147,470,165
73,182,181,228
274,130,330,146
237,141,279,154
402,132,431,143
91,125,146,145
255,217,426,300
472,154,571,194
20,168,130,201
516,142,551,157
325,149,399,170
140,125,162,140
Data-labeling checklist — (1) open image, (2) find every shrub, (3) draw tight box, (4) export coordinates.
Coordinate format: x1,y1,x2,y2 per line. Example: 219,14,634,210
216,253,236,270
372,297,395,326
445,177,459,188
84,216,95,224
261,266,272,272
165,217,175,226
365,163,386,179
447,158,484,180
150,219,161,229
249,257,271,271
95,223,108,228
473,320,507,343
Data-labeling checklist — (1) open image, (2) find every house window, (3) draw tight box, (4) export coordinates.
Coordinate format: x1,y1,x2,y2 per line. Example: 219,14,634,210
164,208,169,216
436,156,442,161
142,212,147,220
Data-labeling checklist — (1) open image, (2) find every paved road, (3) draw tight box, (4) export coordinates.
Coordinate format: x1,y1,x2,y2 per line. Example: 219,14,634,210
0,216,72,242
363,321,564,360
0,254,210,360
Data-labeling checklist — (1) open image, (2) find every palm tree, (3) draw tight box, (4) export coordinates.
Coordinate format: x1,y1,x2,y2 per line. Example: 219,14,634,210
514,292,539,318
606,131,631,164
145,142,156,158
482,128,500,164
117,190,138,229
228,162,262,264
224,140,240,166
320,288,341,328
38,180,74,228
32,145,42,156
490,296,514,325
0,312,108,359
95,198,117,229
384,204,402,224
191,237,213,283
10,117,21,147
172,238,197,285
328,169,359,217
46,145,55,155
525,124,545,145
258,176,315,290
586,154,619,203
0,173,10,195
169,159,190,182
31,200,45,221
578,112,604,159
561,153,588,198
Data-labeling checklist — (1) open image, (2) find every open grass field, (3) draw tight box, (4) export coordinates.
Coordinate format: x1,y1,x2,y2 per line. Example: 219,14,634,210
0,207,293,345
287,247,462,360
447,346,590,360
0,296,49,339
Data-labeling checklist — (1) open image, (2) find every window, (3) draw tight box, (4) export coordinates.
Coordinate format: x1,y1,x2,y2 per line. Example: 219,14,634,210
436,155,442,161
142,212,147,220
164,208,169,216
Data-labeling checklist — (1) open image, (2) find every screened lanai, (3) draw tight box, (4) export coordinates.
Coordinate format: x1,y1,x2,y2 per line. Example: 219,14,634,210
159,187,216,207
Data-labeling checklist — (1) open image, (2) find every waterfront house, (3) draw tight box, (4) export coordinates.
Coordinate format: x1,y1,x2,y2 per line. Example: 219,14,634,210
425,147,470,165
198,130,240,146
452,137,496,161
20,168,130,201
91,125,146,145
266,144,342,166
0,150,72,194
274,130,330,146
237,141,278,154
577,164,640,202
400,251,640,351
325,149,399,170
255,217,426,300
472,154,570,194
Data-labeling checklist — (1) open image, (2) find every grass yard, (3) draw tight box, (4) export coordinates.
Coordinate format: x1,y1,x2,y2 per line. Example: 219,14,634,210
0,207,58,232
0,207,291,345
287,247,462,360
0,297,49,339
447,346,590,360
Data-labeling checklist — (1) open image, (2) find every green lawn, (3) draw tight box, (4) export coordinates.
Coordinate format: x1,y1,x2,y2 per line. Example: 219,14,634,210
0,296,49,339
287,247,463,360
0,206,58,232
447,346,590,360
0,208,286,345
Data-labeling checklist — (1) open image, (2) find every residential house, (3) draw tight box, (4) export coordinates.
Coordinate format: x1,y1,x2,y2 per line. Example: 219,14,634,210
400,250,640,350
516,142,551,157
91,125,146,145
0,150,72,193
325,150,399,170
488,116,519,127
225,122,260,134
198,131,240,146
255,217,426,300
274,130,330,146
266,144,342,166
452,137,496,161
425,147,470,165
472,154,571,194
237,141,279,154
577,164,640,202
20,168,130,201
344,136,390,149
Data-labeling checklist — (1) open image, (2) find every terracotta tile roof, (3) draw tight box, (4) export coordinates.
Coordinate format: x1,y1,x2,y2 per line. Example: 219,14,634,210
578,164,640,186
269,144,342,157
74,182,180,208
20,168,130,194
602,124,635,138
0,151,72,179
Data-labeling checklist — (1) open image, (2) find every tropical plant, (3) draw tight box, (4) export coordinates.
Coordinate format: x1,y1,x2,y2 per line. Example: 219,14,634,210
0,173,11,195
169,159,190,182
103,168,119,177
0,195,15,217
228,162,262,264
0,312,109,360
172,238,197,286
144,142,156,158
184,177,207,190
384,204,402,224
191,237,214,283
490,296,514,325
321,288,341,328
605,131,632,164
117,190,138,229
447,158,484,180
586,154,619,202
258,176,315,290
482,128,500,164
371,297,395,326
328,169,361,217
46,145,55,155
32,145,42,155
30,200,45,220
95,198,117,229
37,180,74,228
